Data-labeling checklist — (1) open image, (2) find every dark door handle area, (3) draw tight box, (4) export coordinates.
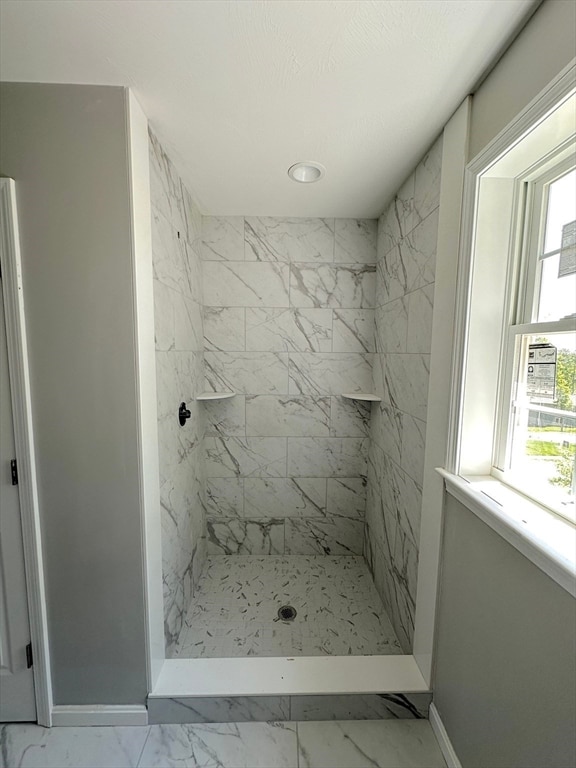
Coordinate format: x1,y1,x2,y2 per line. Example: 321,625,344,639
178,402,191,426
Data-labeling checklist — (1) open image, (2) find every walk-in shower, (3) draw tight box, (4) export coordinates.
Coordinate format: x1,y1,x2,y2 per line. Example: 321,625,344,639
150,126,442,664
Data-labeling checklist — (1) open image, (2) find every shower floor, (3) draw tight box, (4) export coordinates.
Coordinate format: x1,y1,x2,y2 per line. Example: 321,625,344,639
172,555,403,658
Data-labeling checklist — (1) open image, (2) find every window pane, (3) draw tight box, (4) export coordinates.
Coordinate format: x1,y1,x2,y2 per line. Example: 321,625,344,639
508,331,576,522
537,168,576,322
543,169,575,254
537,253,576,322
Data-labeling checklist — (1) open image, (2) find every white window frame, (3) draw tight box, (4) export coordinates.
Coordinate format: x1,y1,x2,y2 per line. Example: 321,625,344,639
445,64,576,598
491,155,576,523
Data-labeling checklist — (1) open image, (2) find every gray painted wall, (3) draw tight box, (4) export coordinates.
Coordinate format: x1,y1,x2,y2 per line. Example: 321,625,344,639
432,3,576,764
434,494,576,767
0,83,148,705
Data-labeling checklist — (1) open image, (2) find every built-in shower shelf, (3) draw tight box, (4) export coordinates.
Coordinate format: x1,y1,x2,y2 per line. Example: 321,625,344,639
341,393,381,402
197,392,236,401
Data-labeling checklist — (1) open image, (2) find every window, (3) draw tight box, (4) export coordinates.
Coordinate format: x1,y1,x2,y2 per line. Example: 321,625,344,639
495,162,576,523
457,89,576,528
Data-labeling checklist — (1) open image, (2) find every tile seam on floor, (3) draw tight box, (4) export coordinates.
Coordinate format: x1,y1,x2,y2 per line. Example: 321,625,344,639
135,723,153,768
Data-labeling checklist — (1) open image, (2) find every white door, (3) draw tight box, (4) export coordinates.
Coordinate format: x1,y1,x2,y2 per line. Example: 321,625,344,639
0,274,36,721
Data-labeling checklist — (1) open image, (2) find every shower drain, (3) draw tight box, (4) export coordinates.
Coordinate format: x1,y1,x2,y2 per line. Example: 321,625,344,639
277,605,297,622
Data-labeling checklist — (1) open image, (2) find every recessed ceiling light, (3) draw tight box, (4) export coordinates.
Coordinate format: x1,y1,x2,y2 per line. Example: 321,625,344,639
287,161,325,183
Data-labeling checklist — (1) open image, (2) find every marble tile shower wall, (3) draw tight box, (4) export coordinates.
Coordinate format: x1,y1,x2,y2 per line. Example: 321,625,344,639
149,130,207,653
201,217,377,556
365,136,443,652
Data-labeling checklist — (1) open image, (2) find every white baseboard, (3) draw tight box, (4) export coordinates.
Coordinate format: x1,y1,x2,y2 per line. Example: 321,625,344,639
50,705,148,727
429,702,462,768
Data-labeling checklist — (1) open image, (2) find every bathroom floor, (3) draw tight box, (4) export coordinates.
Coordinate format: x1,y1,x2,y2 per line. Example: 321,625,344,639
172,555,402,658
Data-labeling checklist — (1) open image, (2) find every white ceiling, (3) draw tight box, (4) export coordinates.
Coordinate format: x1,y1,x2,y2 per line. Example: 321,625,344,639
0,0,537,218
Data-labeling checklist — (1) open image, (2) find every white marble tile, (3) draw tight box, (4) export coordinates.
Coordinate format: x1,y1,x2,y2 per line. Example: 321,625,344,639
367,536,395,623
385,354,430,422
290,693,431,721
406,283,435,354
287,437,368,477
174,293,203,352
203,262,290,307
370,402,403,464
245,217,334,262
155,349,203,421
149,130,192,243
326,478,367,520
181,184,204,253
245,308,332,352
376,247,407,305
245,395,330,437
154,281,176,352
332,310,375,353
288,353,373,397
400,415,426,487
334,219,377,264
204,351,288,395
403,208,438,293
244,478,326,518
285,517,364,555
413,135,443,226
0,724,149,768
203,395,246,437
202,216,245,261
365,446,397,559
375,299,408,353
394,526,419,621
378,175,415,256
139,722,297,768
393,462,422,549
297,720,446,768
290,264,376,309
206,519,285,555
330,397,371,437
205,436,287,478
152,206,189,294
203,307,245,351
147,696,291,725
206,478,244,518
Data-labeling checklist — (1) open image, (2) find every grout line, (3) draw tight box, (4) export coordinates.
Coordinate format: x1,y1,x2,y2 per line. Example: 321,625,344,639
295,719,300,768
135,723,153,768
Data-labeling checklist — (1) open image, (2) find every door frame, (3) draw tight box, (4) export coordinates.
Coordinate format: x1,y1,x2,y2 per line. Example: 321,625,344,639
0,178,53,726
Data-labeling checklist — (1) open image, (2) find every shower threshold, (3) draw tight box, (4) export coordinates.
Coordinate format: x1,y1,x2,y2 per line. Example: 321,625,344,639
150,654,429,699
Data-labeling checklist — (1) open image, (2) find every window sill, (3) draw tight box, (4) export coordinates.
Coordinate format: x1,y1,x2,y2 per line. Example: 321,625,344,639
437,468,576,598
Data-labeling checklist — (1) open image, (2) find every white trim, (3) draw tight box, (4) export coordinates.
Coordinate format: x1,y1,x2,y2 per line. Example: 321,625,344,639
451,62,576,476
0,179,53,727
429,703,462,768
468,60,576,176
125,90,165,691
150,656,430,698
438,469,576,598
51,705,148,727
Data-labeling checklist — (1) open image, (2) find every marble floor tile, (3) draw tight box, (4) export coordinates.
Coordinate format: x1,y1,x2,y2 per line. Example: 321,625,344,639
172,555,402,658
0,724,149,768
0,720,445,768
297,720,446,768
138,722,297,768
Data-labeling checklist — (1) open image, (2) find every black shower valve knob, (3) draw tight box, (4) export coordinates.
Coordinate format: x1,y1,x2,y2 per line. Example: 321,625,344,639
178,402,191,426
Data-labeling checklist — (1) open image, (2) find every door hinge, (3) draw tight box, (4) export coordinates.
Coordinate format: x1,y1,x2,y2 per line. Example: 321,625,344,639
26,642,33,669
10,459,18,486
